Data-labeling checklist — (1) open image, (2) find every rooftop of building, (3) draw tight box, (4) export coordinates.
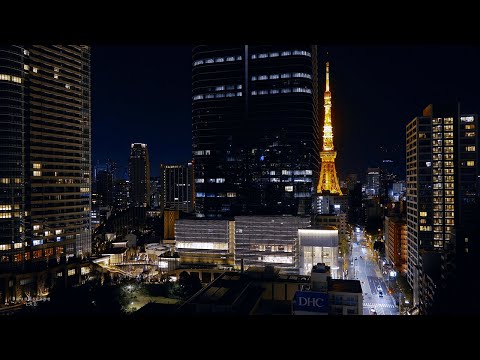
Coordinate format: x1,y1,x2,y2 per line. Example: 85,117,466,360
312,263,330,274
327,279,362,294
178,271,265,315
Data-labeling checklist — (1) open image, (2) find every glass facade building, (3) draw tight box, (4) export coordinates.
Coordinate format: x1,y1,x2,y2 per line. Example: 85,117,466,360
192,45,320,217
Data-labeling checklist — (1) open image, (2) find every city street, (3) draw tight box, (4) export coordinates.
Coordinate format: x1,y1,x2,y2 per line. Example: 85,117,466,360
348,229,399,315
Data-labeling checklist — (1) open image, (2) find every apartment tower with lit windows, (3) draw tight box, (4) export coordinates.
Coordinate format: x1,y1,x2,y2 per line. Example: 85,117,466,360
0,46,91,292
192,45,320,217
406,104,479,311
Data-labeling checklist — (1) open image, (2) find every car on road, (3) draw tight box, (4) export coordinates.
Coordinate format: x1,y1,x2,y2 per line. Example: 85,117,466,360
354,257,357,260
377,285,382,292
370,308,377,315
378,291,383,298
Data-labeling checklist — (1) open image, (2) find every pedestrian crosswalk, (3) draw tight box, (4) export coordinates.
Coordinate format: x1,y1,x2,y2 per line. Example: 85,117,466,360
364,302,397,309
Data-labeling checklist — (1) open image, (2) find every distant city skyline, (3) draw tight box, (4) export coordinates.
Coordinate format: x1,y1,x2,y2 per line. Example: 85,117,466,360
92,45,480,178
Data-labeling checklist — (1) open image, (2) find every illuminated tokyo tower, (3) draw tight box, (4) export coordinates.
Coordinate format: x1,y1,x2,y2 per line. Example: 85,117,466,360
316,61,342,195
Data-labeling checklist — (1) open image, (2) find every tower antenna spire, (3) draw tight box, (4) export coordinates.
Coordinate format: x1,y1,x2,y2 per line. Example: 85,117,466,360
316,60,342,195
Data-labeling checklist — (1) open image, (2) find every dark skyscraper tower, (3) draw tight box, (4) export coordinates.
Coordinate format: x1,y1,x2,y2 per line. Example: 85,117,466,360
192,45,319,217
128,143,151,208
0,45,91,274
161,162,194,213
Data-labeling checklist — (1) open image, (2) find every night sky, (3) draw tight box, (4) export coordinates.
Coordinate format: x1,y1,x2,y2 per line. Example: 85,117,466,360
91,44,480,179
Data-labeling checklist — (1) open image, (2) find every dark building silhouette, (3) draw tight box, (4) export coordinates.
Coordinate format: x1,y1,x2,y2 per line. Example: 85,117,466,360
96,170,113,207
128,143,150,208
0,45,91,302
192,45,320,217
161,162,194,213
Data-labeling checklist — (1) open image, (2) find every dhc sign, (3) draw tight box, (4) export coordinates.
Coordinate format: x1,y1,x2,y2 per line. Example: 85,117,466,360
293,291,329,313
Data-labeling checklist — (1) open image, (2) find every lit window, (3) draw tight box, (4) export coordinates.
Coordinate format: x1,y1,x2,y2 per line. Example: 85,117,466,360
23,64,29,71
466,146,476,151
466,132,475,137
251,76,257,81
0,213,11,218
205,150,211,155
258,90,268,95
281,51,291,56
281,88,291,93
251,91,257,95
269,74,279,79
426,162,431,167
465,124,475,130
227,192,237,197
216,178,225,183
467,161,475,167
55,229,62,235
226,57,234,62
205,58,214,64
236,92,242,96
258,53,268,59
251,54,257,59
196,192,205,198
193,60,204,66
285,185,293,192
33,163,41,169
215,57,224,63
54,74,58,79
65,84,70,89
420,212,427,217
32,67,38,73
195,178,204,183
193,94,204,101
269,52,279,57
23,49,29,56
258,75,268,81
236,56,242,60
33,171,41,177
215,85,225,91
205,94,214,99
237,84,242,89
215,94,225,98
270,89,279,94
281,73,291,78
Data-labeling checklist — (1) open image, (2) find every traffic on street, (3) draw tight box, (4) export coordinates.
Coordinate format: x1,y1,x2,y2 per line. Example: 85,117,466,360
347,227,399,315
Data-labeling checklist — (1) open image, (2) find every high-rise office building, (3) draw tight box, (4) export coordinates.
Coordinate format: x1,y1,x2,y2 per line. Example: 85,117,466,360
96,170,113,207
406,104,478,309
128,143,150,208
366,168,380,196
192,45,320,217
161,162,194,213
0,45,91,274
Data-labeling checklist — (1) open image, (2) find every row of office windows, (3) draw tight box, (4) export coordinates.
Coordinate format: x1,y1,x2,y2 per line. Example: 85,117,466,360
0,74,22,83
193,92,242,101
193,55,243,66
251,50,311,59
196,192,237,198
251,87,312,95
251,72,312,81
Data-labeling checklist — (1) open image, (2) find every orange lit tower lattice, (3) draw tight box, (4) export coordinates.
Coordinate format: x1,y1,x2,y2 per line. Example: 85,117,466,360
316,62,342,195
